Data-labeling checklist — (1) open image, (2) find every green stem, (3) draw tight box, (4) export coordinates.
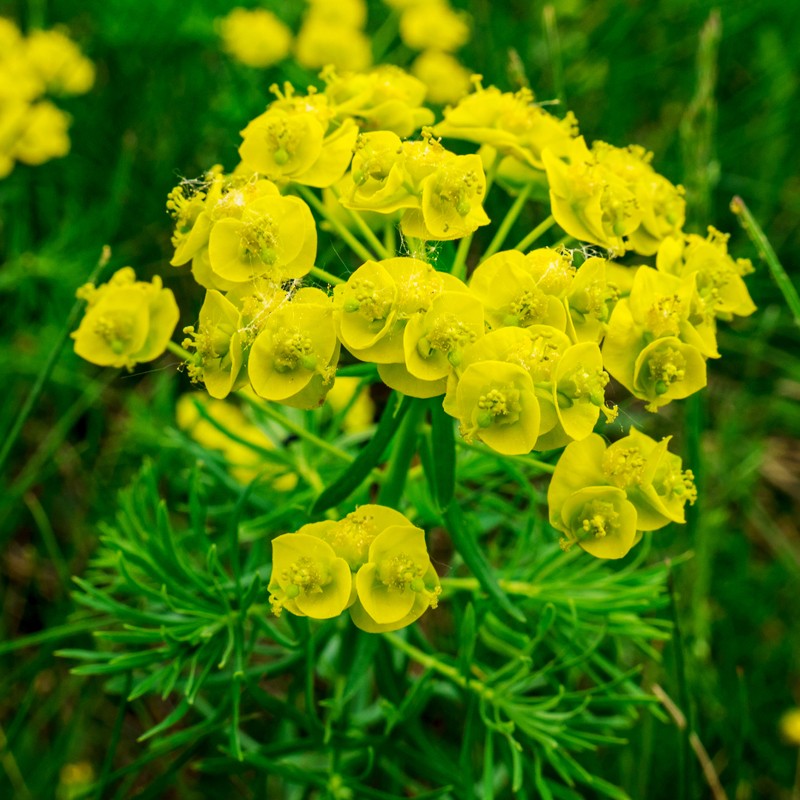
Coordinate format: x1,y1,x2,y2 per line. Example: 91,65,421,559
513,215,556,252
247,400,353,464
0,248,109,477
482,182,533,261
331,186,391,259
295,185,377,264
384,220,396,257
731,195,800,326
309,266,343,286
383,632,494,702
166,339,193,362
440,576,541,598
455,439,555,473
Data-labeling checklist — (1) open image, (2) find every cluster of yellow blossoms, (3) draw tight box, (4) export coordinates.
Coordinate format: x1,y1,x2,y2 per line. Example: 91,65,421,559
0,19,93,178
217,0,473,107
269,505,440,632
72,63,756,627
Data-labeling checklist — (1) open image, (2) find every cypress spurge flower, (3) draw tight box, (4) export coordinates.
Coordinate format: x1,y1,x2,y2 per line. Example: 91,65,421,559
181,290,244,399
268,533,352,619
565,256,619,343
469,250,567,332
248,288,339,408
543,136,641,254
656,226,756,320
73,268,179,370
352,524,440,633
207,193,317,284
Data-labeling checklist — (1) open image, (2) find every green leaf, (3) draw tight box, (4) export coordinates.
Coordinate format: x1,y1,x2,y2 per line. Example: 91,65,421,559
312,392,411,513
444,504,525,623
429,400,456,510
458,603,477,681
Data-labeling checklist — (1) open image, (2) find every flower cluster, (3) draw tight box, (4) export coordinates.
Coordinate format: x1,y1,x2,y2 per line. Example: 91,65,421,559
0,18,94,177
71,65,757,569
296,0,372,73
548,430,696,559
268,505,440,632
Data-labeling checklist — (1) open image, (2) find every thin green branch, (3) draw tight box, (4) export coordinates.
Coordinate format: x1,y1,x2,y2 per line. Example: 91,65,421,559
482,182,534,260
731,196,800,326
513,215,556,252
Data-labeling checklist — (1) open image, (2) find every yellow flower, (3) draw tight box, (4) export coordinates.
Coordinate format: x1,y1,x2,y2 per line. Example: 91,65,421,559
656,227,756,320
269,533,352,619
779,709,800,746
72,268,179,370
239,90,359,188
469,250,567,331
181,290,245,399
444,359,541,455
218,8,292,69
24,28,94,95
248,289,339,409
401,287,484,382
602,267,712,410
324,376,375,434
352,523,440,632
402,153,490,240
565,256,619,343
399,3,471,52
435,84,578,171
543,136,641,254
13,101,71,166
410,50,473,106
333,257,449,363
207,193,317,283
524,247,576,298
323,65,434,137
306,0,368,28
341,131,418,213
295,18,372,72
591,141,685,256
548,435,638,559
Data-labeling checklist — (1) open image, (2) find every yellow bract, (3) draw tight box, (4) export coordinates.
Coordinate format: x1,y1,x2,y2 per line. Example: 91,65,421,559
399,3,470,52
411,51,473,106
72,268,179,370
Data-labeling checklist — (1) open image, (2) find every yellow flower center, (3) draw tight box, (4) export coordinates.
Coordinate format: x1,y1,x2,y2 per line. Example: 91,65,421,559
379,553,424,591
475,386,521,428
647,346,686,394
281,557,327,598
646,294,683,338
503,288,548,327
579,500,620,540
273,328,316,372
559,366,609,407
603,447,646,488
344,279,394,322
417,313,476,365
93,314,134,354
240,216,279,266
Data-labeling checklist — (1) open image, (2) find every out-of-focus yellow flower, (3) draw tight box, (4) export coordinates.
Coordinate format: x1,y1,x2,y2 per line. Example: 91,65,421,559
177,393,298,490
323,65,434,137
72,268,179,370
780,708,800,746
307,0,368,29
13,101,71,165
436,84,578,172
25,28,94,95
411,50,473,106
399,3,470,52
325,376,375,434
218,8,292,69
295,18,372,72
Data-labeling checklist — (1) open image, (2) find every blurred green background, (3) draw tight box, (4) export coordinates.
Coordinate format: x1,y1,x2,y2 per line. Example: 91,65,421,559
1,0,799,797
